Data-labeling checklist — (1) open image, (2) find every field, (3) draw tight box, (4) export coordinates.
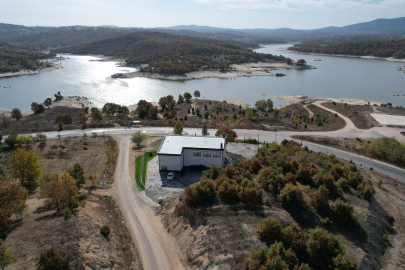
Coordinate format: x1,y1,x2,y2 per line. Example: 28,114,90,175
0,136,141,270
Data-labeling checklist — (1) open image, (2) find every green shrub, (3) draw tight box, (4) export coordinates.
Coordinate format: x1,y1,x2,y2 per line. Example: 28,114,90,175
279,184,304,208
306,227,346,269
100,224,110,237
217,180,240,201
4,133,18,147
337,178,349,190
238,185,261,205
203,165,224,180
333,198,354,222
257,218,283,245
332,254,357,270
268,174,286,194
184,179,216,205
37,247,72,270
313,173,334,191
357,180,375,201
348,171,363,189
309,185,330,209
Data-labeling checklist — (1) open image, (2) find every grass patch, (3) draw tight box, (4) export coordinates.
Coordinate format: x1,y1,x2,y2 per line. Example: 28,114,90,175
142,151,157,185
135,156,144,190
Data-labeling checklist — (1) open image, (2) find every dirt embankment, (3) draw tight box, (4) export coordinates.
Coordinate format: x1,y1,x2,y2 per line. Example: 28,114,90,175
3,192,141,270
160,162,403,270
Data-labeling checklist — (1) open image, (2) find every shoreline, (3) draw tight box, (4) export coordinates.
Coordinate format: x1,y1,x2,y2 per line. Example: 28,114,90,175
285,49,405,62
113,62,316,81
263,94,384,106
0,64,63,79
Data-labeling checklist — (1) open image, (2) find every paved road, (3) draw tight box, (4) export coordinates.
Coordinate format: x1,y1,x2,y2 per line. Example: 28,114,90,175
33,126,405,182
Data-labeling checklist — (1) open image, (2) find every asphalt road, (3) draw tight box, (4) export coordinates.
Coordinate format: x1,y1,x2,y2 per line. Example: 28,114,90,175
33,126,405,182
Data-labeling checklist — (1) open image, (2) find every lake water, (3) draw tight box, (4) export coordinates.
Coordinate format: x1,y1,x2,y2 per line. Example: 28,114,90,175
0,44,404,111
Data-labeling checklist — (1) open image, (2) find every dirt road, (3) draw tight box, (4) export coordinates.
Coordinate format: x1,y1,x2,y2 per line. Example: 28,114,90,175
113,135,188,270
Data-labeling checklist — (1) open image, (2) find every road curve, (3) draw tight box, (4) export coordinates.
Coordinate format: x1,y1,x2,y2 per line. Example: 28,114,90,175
113,136,171,270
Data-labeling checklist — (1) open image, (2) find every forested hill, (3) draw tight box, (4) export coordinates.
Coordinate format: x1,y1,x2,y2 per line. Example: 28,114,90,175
52,31,286,74
290,40,405,59
0,48,55,72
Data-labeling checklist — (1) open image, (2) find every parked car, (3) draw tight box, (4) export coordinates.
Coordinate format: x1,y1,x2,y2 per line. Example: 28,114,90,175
167,172,175,180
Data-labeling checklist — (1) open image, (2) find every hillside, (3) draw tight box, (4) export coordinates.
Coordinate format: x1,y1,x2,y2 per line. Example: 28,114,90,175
0,47,55,72
160,140,402,269
290,40,405,59
52,31,286,74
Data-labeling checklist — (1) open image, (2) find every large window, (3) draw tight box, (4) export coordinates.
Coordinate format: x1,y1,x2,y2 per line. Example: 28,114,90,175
193,151,201,157
203,151,211,157
213,151,221,158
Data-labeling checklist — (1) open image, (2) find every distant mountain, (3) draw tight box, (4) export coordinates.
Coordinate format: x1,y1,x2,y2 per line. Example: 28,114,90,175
163,17,405,36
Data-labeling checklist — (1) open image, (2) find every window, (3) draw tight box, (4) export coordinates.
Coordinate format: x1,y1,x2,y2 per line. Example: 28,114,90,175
203,151,211,157
213,151,221,158
193,151,201,157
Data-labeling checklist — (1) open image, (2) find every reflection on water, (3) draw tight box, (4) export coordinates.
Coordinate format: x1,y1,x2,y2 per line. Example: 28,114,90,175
0,45,404,111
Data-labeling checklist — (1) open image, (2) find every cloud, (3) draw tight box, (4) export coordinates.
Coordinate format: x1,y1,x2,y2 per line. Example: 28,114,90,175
195,0,403,13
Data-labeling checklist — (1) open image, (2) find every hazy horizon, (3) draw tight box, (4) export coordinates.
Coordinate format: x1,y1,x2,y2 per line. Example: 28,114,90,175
1,0,404,30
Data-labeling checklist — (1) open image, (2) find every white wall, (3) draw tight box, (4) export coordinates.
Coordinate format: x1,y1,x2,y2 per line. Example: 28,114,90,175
159,153,183,171
183,149,223,168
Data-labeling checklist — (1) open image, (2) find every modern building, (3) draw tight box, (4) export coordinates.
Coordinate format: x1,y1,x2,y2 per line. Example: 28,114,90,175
157,135,226,171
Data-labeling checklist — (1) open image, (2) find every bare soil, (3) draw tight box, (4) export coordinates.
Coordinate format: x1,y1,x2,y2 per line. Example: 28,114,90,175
322,102,379,129
3,192,141,270
160,161,403,270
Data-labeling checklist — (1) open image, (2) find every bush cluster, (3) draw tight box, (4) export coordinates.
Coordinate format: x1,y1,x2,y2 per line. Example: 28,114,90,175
246,218,357,270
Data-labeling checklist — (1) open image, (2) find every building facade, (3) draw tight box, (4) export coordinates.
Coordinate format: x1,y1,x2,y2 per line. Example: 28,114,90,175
157,135,226,171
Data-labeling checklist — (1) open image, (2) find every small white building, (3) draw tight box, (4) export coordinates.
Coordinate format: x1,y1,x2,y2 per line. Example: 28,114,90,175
157,135,226,171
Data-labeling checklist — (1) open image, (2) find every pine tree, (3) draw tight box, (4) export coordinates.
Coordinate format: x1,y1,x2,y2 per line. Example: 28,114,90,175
202,122,209,136
173,120,183,135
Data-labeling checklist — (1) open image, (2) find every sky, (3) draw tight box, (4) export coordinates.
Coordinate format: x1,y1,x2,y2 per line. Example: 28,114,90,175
1,0,404,29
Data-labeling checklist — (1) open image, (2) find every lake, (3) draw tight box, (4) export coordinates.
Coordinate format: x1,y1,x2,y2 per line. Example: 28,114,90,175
0,44,404,111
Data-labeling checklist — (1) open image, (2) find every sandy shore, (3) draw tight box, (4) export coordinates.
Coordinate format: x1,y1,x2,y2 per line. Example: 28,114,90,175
114,62,316,81
285,49,405,62
263,94,384,106
0,65,62,79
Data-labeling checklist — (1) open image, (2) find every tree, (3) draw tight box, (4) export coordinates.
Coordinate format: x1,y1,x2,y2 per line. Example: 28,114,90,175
44,98,52,109
11,108,22,121
285,58,293,64
102,103,119,116
257,218,283,245
245,107,254,119
76,111,87,126
4,134,18,148
158,97,167,111
267,99,273,111
296,59,306,65
202,122,209,136
255,100,267,111
184,92,192,102
215,127,237,142
178,95,184,104
131,131,147,148
221,100,227,110
148,107,158,120
90,108,103,123
54,91,63,101
67,163,86,189
194,90,201,99
173,120,183,135
0,245,17,270
137,100,153,119
37,247,72,270
31,102,45,114
0,181,28,234
39,172,78,212
9,148,41,191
